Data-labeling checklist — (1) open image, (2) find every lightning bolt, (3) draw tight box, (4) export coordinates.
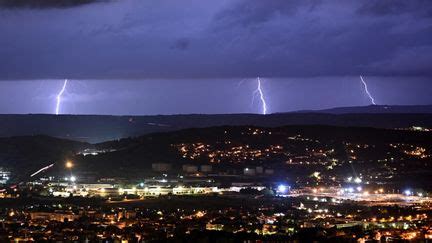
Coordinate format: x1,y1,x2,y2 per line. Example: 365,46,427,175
359,75,376,105
55,79,68,115
252,77,268,115
236,78,247,88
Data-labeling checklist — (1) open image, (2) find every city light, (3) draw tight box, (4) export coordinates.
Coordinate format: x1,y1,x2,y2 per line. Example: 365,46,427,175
70,176,76,182
404,190,412,196
277,184,288,194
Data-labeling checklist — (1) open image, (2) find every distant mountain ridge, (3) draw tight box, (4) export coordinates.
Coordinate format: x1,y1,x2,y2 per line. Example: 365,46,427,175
293,105,432,114
1,105,432,143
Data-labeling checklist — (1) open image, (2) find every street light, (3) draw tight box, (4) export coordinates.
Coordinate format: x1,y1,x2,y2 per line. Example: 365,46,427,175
65,161,75,184
65,161,73,169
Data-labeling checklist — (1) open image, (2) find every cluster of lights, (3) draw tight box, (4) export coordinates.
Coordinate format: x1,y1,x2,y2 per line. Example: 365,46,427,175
346,176,362,184
175,141,284,163
342,187,362,193
63,176,76,182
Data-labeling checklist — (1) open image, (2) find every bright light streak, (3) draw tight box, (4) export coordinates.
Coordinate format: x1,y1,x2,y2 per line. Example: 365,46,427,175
253,77,268,115
30,163,54,177
55,79,68,115
359,75,376,105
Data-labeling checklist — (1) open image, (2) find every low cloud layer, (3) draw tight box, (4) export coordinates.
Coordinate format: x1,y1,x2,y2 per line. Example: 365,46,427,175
0,0,431,79
0,0,107,9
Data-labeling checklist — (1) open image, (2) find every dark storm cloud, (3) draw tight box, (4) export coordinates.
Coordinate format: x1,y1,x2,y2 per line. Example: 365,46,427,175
0,0,431,79
213,0,321,27
0,0,107,9
357,0,432,17
209,0,432,77
170,38,190,51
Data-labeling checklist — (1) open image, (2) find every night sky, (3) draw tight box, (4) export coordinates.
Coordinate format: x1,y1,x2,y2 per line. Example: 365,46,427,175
0,0,431,115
